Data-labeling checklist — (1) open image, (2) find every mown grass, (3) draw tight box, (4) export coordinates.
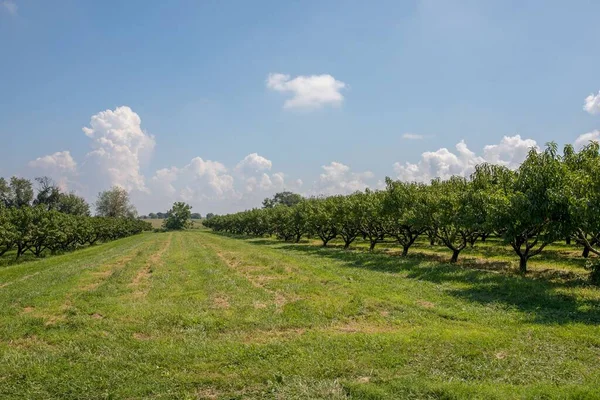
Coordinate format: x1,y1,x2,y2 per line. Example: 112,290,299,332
1,230,599,399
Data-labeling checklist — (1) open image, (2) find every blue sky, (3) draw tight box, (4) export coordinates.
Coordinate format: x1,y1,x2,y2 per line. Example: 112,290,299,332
1,0,600,214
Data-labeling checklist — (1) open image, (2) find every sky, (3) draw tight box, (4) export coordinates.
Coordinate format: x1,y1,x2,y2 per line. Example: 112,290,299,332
1,0,600,215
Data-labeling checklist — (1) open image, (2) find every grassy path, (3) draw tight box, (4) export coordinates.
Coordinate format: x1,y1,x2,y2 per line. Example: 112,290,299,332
1,230,599,399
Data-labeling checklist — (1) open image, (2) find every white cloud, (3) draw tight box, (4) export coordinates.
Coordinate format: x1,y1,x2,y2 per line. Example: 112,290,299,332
28,151,77,173
267,73,346,109
574,130,600,149
148,153,296,214
393,135,537,182
402,133,424,140
83,106,155,192
584,91,600,115
2,0,17,15
27,151,78,191
482,135,538,169
312,161,374,195
235,152,272,173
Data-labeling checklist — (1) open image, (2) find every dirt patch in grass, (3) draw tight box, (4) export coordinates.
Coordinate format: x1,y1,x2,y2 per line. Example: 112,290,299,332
196,387,220,400
8,335,54,350
213,295,230,309
330,320,402,334
417,300,435,309
133,332,152,341
91,313,104,319
44,315,66,326
254,301,267,309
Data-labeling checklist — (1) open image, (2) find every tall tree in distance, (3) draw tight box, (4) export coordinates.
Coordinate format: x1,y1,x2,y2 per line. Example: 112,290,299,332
163,202,192,230
0,177,34,208
33,176,61,210
262,191,303,208
58,193,91,216
95,186,137,218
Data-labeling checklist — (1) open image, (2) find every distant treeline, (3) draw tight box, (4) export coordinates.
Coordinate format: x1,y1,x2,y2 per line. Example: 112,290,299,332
140,212,213,220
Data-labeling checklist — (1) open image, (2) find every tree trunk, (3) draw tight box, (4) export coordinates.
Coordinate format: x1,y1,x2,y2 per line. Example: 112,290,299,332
565,237,571,245
402,245,410,256
583,246,590,258
450,249,460,263
481,233,488,242
295,233,301,243
369,241,376,251
519,255,528,274
430,237,435,246
16,244,24,260
344,240,351,249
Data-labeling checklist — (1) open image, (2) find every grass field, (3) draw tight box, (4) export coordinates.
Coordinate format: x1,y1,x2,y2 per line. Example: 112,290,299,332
1,230,600,399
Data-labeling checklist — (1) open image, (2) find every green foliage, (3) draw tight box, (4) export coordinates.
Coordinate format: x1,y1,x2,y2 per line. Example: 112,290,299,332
262,191,303,208
205,143,600,281
162,202,193,230
0,177,34,208
95,186,138,218
383,179,430,256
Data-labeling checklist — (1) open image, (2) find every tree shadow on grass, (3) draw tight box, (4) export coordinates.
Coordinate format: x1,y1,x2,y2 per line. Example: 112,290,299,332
210,233,600,325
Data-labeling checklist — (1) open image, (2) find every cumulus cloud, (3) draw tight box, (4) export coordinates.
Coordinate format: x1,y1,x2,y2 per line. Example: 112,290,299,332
574,130,600,149
394,135,537,182
482,135,538,169
27,151,78,191
151,157,234,201
584,91,600,115
235,152,272,173
312,161,374,195
145,153,305,214
83,106,155,192
1,0,17,15
28,151,77,173
402,133,424,140
267,73,346,109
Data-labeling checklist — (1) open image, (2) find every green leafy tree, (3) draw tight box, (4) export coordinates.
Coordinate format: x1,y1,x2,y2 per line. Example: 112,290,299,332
262,191,303,208
383,179,430,256
305,197,337,246
0,177,34,208
163,202,193,230
0,209,17,256
357,190,387,251
332,193,362,249
58,193,91,216
33,176,62,210
491,144,572,273
427,177,483,263
95,186,137,218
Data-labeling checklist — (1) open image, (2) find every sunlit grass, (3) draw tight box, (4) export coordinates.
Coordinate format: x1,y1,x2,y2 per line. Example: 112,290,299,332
1,230,599,399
